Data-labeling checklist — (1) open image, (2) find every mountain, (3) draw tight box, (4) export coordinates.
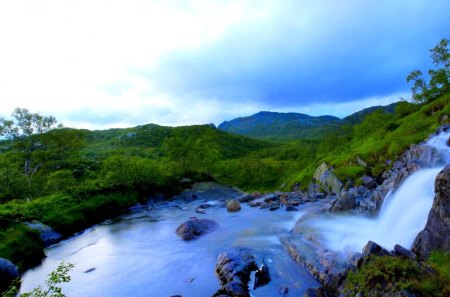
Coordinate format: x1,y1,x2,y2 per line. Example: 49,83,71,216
218,111,341,139
341,102,398,125
218,103,400,139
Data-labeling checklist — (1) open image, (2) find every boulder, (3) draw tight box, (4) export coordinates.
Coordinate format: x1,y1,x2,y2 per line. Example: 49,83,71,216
0,258,20,293
313,163,343,195
392,244,416,260
331,191,355,212
213,249,258,297
253,263,271,290
24,221,62,247
413,164,450,259
362,241,391,259
226,200,241,212
286,205,298,211
303,287,325,297
175,218,219,240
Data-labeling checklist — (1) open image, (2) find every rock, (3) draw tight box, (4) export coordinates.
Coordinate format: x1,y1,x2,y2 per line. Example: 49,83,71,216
303,287,325,297
175,218,219,240
331,191,355,212
253,263,271,290
249,197,265,207
314,193,326,200
362,241,390,258
0,258,20,293
279,287,289,296
24,221,62,247
286,205,298,211
237,194,252,203
213,249,258,297
413,164,450,259
269,202,280,211
361,176,376,189
226,200,241,212
393,244,416,260
356,156,367,167
313,162,343,195
263,193,279,203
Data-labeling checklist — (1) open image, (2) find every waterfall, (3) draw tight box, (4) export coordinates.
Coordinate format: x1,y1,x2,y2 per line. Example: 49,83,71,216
308,129,450,254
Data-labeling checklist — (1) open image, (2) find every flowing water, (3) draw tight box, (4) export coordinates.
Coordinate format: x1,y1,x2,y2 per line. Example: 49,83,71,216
306,129,450,255
21,200,321,297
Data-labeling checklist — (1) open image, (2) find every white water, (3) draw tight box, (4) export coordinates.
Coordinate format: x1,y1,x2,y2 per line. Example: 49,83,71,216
308,129,450,254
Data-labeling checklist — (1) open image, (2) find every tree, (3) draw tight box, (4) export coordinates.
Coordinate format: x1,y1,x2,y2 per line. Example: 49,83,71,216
0,108,82,197
407,38,450,103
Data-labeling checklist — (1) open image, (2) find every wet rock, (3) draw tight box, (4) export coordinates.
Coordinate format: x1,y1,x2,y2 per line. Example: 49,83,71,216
175,218,219,240
213,249,258,297
286,205,298,211
248,197,265,207
263,193,279,203
269,202,280,211
362,241,391,259
413,164,450,259
0,258,20,293
253,263,271,290
237,194,252,203
331,191,355,212
303,287,325,297
279,287,289,296
314,193,326,200
24,220,62,247
226,200,241,212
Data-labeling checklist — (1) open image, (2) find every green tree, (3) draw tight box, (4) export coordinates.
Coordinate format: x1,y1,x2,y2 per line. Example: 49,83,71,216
407,38,450,103
0,108,83,197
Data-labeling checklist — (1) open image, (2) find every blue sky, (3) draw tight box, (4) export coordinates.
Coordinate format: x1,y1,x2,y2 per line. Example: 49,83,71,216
0,0,449,129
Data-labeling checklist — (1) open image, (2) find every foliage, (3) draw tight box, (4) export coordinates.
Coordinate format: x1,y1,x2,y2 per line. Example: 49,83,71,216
407,38,450,103
2,262,75,297
344,256,418,296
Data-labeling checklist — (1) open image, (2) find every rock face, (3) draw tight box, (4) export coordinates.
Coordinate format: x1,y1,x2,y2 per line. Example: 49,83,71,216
0,258,20,293
413,164,450,259
24,221,62,247
313,163,343,195
213,249,258,297
226,200,241,212
175,218,219,240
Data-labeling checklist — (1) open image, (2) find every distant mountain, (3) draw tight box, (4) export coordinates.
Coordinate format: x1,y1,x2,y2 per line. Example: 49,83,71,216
342,102,398,125
218,111,341,139
218,103,399,139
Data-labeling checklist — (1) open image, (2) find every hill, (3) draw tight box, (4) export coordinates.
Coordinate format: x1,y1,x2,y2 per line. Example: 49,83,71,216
218,104,398,140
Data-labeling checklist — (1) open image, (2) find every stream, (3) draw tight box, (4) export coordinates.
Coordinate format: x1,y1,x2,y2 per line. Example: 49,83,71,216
20,197,322,296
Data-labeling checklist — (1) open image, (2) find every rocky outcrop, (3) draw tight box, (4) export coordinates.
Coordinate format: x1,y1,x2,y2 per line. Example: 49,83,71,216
313,163,343,195
24,221,62,247
412,164,450,259
175,218,219,240
226,200,241,212
213,249,258,297
0,258,20,293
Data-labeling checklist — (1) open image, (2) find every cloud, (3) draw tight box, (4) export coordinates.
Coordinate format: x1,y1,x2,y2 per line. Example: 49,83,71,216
0,0,449,129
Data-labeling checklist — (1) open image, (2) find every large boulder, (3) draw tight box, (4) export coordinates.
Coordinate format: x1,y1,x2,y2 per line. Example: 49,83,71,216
313,163,343,195
413,164,450,259
331,191,355,212
175,218,218,240
24,221,62,247
0,258,20,293
213,249,258,297
226,200,241,212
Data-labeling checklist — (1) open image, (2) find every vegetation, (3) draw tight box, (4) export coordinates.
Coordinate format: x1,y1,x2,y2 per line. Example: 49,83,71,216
2,262,74,297
344,252,450,297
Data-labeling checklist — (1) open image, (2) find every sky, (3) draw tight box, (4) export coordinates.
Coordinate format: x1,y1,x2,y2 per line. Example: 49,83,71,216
0,0,449,130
